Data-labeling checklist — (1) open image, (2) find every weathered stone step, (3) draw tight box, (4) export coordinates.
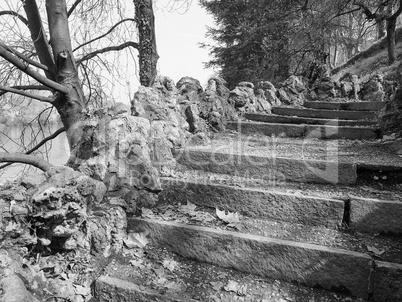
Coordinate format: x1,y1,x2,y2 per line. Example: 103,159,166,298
272,107,376,120
94,246,365,302
227,121,380,139
130,219,402,301
303,101,385,111
244,113,376,126
160,178,402,234
175,149,357,184
95,276,196,302
160,178,345,229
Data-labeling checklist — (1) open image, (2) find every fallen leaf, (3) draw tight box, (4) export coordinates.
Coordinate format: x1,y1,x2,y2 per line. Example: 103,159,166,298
153,266,165,277
367,245,385,256
73,284,91,296
163,259,178,272
190,212,215,223
124,232,149,249
179,201,197,214
223,280,239,292
216,208,240,224
142,208,156,219
210,281,224,291
237,284,247,296
130,259,144,267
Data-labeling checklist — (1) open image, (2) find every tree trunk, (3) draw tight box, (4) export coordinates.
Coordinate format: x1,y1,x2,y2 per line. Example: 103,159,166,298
377,19,386,39
46,0,85,149
386,17,397,65
333,44,338,67
134,0,159,87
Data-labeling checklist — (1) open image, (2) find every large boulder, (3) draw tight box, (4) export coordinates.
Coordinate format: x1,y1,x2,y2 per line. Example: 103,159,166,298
131,85,187,129
277,75,306,106
360,74,385,102
257,81,281,107
338,73,360,100
200,77,237,130
228,82,256,112
176,76,208,133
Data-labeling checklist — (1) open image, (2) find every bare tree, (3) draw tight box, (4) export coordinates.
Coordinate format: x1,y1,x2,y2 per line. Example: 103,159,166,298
0,0,159,170
354,0,402,64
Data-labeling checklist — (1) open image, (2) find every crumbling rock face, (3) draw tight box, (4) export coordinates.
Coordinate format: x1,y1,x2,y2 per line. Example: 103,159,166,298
360,74,385,102
381,86,402,136
176,76,209,133
257,81,281,108
338,73,360,100
277,75,306,106
201,77,237,130
30,166,117,254
0,167,131,256
228,81,256,112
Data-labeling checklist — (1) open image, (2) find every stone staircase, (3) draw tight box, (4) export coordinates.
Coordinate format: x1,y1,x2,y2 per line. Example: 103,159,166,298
227,100,384,140
94,100,402,302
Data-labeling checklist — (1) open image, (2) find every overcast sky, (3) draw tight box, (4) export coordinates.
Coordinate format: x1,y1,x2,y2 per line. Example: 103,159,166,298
155,2,215,86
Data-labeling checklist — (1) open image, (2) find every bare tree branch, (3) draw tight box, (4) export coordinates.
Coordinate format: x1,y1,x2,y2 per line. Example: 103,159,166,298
0,10,29,26
23,0,56,79
0,85,54,103
0,41,51,72
0,44,69,93
67,0,82,17
73,18,136,52
0,85,50,97
77,41,139,64
0,152,53,172
0,127,65,171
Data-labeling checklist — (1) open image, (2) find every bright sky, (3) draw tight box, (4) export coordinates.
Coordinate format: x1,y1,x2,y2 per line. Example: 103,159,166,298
154,2,216,86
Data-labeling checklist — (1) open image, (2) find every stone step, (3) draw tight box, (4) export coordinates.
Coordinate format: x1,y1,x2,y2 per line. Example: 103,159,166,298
303,101,385,111
95,276,196,302
244,113,376,126
272,107,376,120
159,178,402,234
175,148,357,185
160,178,345,229
94,245,366,302
130,218,402,301
227,121,380,139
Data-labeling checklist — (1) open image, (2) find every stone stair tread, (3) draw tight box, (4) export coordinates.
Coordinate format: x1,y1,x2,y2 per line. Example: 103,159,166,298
187,133,402,168
95,245,363,302
176,148,358,185
162,171,402,202
272,107,376,120
160,175,402,234
131,207,402,265
130,218,402,300
227,120,380,140
244,112,376,126
303,101,385,111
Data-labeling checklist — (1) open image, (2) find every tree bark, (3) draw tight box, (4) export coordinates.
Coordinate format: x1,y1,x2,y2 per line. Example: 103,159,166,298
134,0,159,87
46,0,85,149
0,153,53,172
387,17,397,65
377,19,386,39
